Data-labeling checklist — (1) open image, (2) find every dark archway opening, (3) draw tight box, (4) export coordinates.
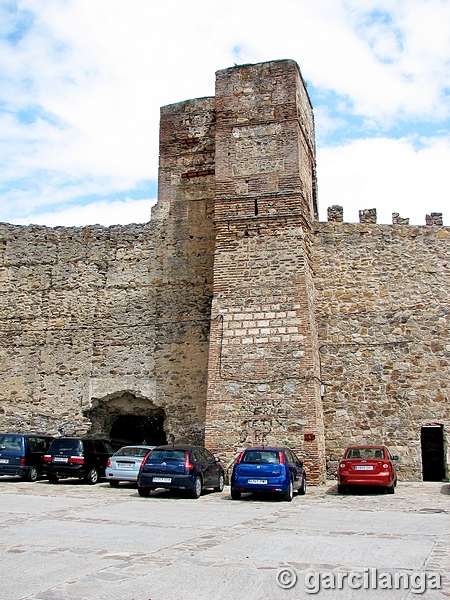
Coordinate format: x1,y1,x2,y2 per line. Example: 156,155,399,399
85,392,167,448
110,415,167,447
421,426,445,481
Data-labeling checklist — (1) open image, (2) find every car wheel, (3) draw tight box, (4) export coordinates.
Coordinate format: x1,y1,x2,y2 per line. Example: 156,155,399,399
337,484,345,494
190,475,202,499
394,478,397,487
25,467,38,482
214,473,225,493
231,488,241,500
298,475,306,495
85,468,99,485
109,480,120,487
386,484,395,494
283,479,293,502
138,486,150,497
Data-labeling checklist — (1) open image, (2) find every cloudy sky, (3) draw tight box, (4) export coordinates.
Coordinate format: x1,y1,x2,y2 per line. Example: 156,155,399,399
1,0,449,227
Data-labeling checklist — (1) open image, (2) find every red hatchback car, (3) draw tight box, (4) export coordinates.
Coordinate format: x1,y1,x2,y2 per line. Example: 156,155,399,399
338,445,399,494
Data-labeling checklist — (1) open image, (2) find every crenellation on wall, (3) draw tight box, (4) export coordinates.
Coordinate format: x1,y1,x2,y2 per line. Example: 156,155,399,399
392,212,409,225
359,208,377,224
327,205,344,222
426,212,443,226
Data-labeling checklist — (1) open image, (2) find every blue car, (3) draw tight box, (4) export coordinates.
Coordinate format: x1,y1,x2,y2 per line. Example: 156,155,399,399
137,444,225,499
231,447,306,502
0,433,54,481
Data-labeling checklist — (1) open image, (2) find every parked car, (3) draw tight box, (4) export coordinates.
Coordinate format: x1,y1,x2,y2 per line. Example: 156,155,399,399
0,433,54,481
44,437,115,484
137,444,224,499
105,445,155,487
230,446,306,502
338,445,398,494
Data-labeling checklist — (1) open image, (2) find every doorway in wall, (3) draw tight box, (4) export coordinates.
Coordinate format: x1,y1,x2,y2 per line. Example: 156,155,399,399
110,414,166,446
421,425,445,481
85,392,167,448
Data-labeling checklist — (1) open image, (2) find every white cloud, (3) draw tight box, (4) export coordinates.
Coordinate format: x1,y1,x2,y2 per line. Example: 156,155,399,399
11,198,157,228
0,0,449,226
317,135,450,225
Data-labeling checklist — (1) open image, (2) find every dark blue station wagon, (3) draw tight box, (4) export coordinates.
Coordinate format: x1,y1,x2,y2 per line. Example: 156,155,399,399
137,444,224,499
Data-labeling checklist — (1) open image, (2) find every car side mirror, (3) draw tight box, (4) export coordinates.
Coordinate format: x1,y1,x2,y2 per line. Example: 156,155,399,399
393,456,399,461
297,461,303,468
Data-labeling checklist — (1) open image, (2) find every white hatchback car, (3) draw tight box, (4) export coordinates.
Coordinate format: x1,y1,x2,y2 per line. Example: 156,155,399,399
105,445,155,487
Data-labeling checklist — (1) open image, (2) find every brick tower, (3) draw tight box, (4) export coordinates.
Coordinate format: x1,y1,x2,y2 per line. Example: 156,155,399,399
204,60,326,483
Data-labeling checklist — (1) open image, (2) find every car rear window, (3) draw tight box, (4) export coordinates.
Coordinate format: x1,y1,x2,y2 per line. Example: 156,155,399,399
115,447,152,457
147,450,186,461
0,434,24,452
242,450,280,464
50,439,82,454
346,448,384,459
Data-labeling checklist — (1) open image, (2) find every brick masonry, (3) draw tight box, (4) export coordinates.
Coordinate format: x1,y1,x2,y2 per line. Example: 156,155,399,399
0,60,448,482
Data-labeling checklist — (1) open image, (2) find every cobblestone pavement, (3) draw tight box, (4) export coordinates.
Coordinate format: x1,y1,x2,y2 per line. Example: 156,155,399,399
0,478,449,599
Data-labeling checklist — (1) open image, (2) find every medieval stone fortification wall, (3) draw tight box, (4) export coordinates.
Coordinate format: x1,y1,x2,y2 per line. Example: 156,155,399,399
314,218,449,480
0,59,448,482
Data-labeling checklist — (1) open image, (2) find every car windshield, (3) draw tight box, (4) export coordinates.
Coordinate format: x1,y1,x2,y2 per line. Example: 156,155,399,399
50,439,82,454
0,434,24,452
114,447,152,457
242,450,280,464
147,450,186,461
346,447,384,459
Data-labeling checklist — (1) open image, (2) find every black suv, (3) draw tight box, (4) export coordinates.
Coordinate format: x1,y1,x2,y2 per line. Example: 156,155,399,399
44,437,115,484
0,433,54,481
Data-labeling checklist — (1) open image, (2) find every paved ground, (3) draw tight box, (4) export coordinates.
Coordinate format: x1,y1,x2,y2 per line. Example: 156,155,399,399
0,478,449,600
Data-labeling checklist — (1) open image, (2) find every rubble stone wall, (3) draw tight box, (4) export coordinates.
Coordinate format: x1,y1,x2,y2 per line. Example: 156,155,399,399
313,221,450,480
0,59,448,482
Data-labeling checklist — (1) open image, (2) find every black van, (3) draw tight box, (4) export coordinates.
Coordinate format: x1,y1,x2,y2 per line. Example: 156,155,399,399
0,433,54,481
44,437,115,484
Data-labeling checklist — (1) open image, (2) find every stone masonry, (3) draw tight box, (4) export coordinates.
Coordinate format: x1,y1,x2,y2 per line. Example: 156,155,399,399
0,60,448,483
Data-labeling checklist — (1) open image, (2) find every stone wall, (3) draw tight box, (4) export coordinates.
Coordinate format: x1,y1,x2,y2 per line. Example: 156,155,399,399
313,219,450,480
0,58,448,482
0,222,160,436
0,96,216,443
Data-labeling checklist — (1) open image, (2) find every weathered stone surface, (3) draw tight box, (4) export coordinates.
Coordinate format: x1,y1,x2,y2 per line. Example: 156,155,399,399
313,221,449,480
328,205,344,222
0,59,448,483
426,213,444,226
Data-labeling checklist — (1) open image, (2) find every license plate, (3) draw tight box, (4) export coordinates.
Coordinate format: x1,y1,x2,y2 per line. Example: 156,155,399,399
53,457,68,463
153,477,171,483
117,463,134,470
0,458,9,464
247,479,268,484
355,465,373,470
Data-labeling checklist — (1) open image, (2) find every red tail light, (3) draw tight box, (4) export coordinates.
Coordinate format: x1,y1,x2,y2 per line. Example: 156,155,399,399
141,450,153,467
20,457,26,466
44,455,52,462
278,451,286,464
69,456,84,464
184,451,194,471
236,451,245,464
106,458,111,468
